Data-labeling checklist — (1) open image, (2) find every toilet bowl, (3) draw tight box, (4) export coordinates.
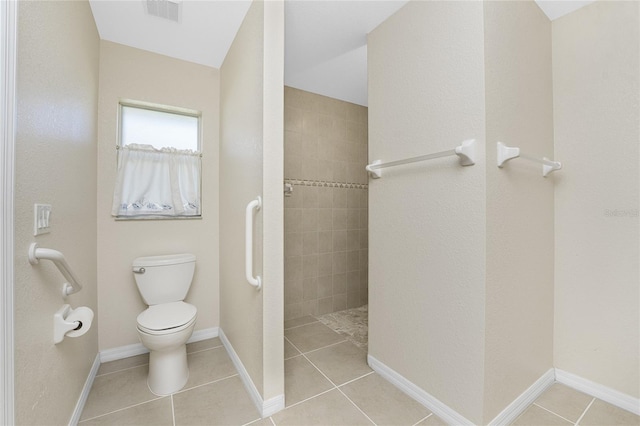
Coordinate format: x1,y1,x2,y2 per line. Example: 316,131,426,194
132,254,198,396
136,301,197,395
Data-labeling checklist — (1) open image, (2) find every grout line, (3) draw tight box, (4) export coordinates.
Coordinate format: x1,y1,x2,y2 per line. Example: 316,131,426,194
95,362,149,378
297,345,376,425
284,353,302,361
532,403,578,424
241,416,265,426
269,416,277,425
284,387,337,410
299,338,348,355
285,334,348,357
284,320,320,331
413,413,433,426
337,371,375,388
574,398,596,425
295,351,336,387
78,396,167,422
172,373,240,395
170,394,176,426
336,386,378,426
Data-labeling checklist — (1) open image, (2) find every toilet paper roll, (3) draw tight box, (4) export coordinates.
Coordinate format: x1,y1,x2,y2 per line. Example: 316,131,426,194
65,306,94,338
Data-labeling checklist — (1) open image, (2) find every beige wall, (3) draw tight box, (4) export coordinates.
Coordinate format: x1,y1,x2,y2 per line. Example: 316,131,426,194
220,0,285,402
262,0,285,400
96,41,220,350
15,1,99,424
553,0,639,398
483,1,555,422
370,1,559,422
368,1,488,423
283,87,368,321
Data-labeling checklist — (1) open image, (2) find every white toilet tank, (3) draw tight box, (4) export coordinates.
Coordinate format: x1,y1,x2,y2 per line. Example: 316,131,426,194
132,254,196,306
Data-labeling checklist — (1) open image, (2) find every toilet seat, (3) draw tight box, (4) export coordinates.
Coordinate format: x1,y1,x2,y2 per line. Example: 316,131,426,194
137,301,197,335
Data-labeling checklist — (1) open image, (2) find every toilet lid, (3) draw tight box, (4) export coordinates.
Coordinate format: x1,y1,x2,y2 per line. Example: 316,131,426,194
137,301,197,331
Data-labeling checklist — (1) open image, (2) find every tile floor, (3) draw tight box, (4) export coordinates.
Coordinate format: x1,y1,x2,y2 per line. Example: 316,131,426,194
79,316,639,426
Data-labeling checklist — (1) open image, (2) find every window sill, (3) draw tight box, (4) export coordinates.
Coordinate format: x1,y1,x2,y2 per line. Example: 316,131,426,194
114,215,202,221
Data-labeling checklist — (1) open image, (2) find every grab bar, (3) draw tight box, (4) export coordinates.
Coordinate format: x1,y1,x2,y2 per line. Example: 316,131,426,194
245,196,262,290
28,243,83,297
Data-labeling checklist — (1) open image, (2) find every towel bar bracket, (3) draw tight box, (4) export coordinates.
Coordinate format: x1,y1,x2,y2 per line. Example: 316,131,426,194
497,142,562,177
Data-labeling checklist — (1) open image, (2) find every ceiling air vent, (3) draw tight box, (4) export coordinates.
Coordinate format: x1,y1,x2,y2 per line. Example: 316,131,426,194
145,0,181,23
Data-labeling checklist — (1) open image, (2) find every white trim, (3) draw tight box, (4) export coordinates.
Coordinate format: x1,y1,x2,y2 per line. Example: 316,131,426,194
68,354,100,426
99,341,148,363
0,0,17,424
99,327,219,363
555,368,640,416
262,394,285,418
488,369,555,426
219,328,285,418
367,355,474,426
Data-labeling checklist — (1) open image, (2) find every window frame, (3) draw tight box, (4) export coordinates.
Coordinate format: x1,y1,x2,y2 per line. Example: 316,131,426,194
118,99,202,152
115,100,203,221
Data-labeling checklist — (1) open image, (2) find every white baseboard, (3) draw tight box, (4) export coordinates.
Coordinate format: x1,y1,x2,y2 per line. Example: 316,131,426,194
68,354,100,426
99,327,219,363
555,369,640,416
367,354,474,426
262,394,286,418
219,328,285,418
488,369,555,426
190,327,220,344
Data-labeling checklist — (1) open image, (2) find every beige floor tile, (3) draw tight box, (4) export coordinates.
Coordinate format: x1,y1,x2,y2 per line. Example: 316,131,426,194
272,389,373,425
173,375,261,425
285,322,345,353
285,339,301,359
534,383,592,422
512,405,573,426
80,365,156,421
186,337,222,353
580,399,640,426
306,341,371,385
79,397,172,425
285,356,334,406
284,316,318,330
247,418,276,426
415,413,448,425
340,373,430,425
182,346,237,390
97,353,149,376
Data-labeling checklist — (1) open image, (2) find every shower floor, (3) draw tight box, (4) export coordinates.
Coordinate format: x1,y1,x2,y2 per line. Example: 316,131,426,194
315,304,368,349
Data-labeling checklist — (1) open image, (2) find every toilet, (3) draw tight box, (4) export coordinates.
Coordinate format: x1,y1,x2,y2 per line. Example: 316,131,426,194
132,253,197,396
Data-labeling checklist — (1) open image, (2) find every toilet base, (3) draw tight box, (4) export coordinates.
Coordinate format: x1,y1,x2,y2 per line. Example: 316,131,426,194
147,344,189,396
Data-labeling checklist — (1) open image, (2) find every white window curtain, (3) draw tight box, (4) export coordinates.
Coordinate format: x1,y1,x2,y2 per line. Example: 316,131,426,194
112,144,201,217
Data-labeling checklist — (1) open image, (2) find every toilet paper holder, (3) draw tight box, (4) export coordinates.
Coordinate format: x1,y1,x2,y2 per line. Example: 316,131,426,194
53,304,93,344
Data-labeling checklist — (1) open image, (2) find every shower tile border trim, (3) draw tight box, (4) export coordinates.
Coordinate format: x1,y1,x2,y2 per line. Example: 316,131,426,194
284,178,368,190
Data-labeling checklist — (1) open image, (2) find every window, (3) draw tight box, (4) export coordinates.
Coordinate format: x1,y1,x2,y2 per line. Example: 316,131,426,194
120,104,199,151
111,102,202,219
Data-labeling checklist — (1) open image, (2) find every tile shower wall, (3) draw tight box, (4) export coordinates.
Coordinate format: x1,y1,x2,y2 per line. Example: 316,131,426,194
284,87,368,321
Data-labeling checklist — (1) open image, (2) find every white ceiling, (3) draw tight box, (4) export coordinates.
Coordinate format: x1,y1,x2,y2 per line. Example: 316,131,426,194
535,0,596,21
89,1,252,68
89,0,596,107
